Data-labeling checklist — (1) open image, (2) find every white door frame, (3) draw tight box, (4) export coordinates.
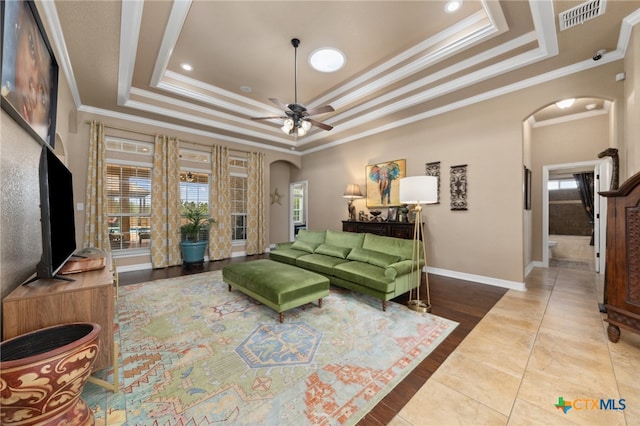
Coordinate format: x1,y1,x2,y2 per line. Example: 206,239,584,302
542,159,610,272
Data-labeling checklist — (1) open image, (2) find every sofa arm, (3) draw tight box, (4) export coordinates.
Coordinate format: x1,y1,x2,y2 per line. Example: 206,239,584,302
385,260,411,279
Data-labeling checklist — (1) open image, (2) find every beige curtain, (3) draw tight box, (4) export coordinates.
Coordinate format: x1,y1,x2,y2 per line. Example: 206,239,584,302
209,145,232,260
246,152,266,254
150,135,182,268
83,121,110,251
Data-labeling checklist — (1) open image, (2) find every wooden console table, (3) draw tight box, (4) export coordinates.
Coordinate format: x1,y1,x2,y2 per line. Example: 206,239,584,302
342,220,418,240
3,255,115,374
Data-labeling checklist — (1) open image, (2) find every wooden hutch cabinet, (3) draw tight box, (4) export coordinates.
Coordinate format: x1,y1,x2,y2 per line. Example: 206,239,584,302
342,220,417,240
601,171,640,342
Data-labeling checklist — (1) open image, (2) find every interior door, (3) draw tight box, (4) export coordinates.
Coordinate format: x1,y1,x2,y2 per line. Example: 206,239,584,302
593,160,611,274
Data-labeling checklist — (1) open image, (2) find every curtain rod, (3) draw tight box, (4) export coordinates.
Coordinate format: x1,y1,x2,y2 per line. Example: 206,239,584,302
82,120,242,152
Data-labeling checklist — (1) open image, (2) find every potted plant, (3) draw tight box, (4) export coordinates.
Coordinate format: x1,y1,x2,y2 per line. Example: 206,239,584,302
180,202,216,265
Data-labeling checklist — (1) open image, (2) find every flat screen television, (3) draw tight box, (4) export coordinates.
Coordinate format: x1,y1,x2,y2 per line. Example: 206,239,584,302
34,145,77,281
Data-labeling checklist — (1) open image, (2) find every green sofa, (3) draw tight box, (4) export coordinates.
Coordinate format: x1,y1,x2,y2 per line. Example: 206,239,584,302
269,229,424,311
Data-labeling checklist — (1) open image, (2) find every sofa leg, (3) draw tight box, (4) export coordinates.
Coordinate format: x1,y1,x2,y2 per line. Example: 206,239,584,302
382,301,387,312
318,298,323,308
279,312,285,323
228,284,231,291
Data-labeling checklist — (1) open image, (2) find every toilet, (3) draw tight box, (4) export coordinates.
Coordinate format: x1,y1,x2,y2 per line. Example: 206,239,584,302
548,240,557,260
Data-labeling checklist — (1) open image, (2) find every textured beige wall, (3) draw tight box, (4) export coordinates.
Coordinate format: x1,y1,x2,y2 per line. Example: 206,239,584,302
299,98,525,283
0,113,43,300
297,61,627,284
0,28,77,312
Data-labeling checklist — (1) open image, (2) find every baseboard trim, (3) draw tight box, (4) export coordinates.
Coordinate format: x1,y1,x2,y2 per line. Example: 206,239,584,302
427,267,526,291
116,262,153,273
115,258,525,292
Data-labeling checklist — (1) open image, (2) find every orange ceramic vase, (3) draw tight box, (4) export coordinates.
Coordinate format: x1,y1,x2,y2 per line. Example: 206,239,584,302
0,322,101,425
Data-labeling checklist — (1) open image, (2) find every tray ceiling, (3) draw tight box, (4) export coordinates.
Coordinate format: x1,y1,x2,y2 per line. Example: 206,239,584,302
46,0,640,154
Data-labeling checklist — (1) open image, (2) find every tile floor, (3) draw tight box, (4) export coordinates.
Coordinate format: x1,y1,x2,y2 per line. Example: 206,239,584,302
390,266,640,425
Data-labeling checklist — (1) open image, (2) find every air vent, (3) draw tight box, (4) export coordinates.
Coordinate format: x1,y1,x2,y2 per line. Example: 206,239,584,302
559,0,606,31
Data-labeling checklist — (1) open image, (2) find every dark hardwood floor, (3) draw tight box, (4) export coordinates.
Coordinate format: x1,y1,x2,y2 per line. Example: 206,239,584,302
117,254,508,425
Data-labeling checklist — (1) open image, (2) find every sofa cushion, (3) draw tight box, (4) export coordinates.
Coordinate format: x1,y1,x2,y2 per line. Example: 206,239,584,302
315,244,351,259
291,240,320,253
295,253,349,276
334,261,395,293
347,247,400,268
325,230,365,249
296,229,326,244
269,248,309,266
362,233,419,261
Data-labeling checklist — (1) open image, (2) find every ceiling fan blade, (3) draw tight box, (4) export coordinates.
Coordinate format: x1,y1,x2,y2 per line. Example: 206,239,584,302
305,105,334,116
309,118,333,131
250,116,286,120
269,98,291,111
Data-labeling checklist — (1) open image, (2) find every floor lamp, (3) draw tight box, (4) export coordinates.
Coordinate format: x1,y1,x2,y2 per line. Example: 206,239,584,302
399,176,438,313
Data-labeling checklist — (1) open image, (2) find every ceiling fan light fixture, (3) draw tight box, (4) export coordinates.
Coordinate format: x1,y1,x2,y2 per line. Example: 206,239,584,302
300,120,312,131
281,118,294,134
296,126,308,137
309,48,345,73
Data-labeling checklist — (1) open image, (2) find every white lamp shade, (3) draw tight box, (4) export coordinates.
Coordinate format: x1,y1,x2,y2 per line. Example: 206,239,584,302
399,176,438,204
342,183,363,199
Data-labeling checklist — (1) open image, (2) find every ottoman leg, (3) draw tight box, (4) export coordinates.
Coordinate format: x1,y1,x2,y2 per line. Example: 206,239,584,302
279,312,284,323
228,284,231,291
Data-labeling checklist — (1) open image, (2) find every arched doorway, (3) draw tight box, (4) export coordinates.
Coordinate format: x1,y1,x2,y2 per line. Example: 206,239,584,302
523,96,614,275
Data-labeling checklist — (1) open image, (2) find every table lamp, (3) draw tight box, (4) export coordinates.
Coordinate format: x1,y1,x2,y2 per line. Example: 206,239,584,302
342,184,363,221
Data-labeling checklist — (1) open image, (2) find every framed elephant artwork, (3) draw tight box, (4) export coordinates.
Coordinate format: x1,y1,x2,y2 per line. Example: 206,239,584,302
365,159,406,208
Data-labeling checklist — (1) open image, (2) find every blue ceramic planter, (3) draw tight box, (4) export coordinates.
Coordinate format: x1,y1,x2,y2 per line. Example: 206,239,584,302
180,241,208,264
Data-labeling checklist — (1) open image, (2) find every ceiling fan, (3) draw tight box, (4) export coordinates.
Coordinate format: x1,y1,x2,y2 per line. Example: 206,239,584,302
251,38,334,136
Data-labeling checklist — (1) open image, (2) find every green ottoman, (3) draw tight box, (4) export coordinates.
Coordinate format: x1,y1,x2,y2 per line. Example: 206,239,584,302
222,259,330,322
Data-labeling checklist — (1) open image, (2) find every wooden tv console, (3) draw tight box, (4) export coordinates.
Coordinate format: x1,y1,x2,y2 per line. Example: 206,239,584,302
2,254,115,372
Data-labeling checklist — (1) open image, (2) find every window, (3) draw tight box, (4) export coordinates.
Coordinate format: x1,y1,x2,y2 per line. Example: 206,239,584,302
231,174,247,241
106,165,152,251
180,171,211,241
106,138,153,253
548,178,578,190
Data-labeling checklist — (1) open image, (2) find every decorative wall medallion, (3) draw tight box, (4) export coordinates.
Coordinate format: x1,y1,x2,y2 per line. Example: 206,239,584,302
425,161,441,203
450,164,468,211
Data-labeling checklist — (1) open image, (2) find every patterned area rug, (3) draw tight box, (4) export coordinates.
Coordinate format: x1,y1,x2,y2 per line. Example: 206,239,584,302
83,270,457,425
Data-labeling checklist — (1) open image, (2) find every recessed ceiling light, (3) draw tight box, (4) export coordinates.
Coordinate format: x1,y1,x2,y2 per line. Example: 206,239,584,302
181,63,193,71
309,48,345,73
556,98,575,109
240,86,252,93
445,0,463,13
